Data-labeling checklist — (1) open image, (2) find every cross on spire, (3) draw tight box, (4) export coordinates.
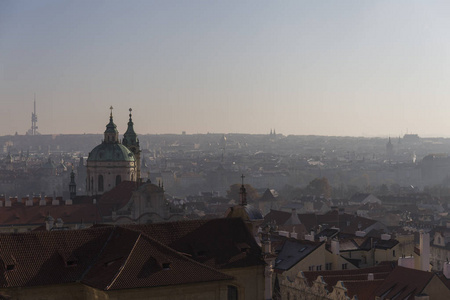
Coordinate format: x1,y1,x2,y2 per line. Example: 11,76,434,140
129,108,132,121
241,174,245,186
110,106,114,117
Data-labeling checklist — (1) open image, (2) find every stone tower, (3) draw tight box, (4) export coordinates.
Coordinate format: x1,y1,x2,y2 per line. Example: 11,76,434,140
122,108,141,182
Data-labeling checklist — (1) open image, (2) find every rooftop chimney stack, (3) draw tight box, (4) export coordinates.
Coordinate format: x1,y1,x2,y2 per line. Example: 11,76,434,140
419,231,430,272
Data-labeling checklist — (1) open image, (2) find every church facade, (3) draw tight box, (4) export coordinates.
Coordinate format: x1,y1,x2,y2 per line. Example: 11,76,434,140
86,107,141,195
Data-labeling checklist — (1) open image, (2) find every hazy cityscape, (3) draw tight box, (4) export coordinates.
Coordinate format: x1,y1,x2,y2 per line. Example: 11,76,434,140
3,1,450,300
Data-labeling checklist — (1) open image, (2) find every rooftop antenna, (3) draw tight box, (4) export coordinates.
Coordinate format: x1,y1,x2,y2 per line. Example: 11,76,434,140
31,94,38,135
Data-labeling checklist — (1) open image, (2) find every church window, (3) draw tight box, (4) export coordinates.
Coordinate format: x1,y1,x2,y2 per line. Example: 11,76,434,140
98,175,104,192
116,175,121,186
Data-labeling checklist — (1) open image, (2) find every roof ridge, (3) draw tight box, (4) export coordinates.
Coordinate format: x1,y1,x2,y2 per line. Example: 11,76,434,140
105,231,142,290
78,226,116,282
136,230,233,280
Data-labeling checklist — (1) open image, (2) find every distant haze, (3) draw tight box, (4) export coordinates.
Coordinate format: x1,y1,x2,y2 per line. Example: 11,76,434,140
1,1,450,137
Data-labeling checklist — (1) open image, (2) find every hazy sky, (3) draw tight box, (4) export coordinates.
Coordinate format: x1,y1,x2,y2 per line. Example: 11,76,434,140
1,1,450,137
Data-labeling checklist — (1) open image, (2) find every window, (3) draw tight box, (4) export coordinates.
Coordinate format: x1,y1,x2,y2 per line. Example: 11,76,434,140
308,265,314,271
116,175,121,186
228,285,238,300
326,263,332,270
98,175,104,192
393,250,396,257
316,265,322,271
342,263,347,270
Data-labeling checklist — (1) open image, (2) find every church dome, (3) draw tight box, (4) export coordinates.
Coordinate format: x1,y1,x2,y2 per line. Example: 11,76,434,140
87,143,135,162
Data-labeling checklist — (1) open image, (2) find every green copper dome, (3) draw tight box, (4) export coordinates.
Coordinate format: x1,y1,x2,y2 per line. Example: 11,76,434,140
87,143,135,162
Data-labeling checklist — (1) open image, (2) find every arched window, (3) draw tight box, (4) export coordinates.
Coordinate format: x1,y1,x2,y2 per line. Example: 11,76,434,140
98,175,104,192
227,286,238,300
116,175,121,186
91,177,94,191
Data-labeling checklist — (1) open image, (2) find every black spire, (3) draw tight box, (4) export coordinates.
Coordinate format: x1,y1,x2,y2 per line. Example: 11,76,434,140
104,106,119,143
123,108,139,147
239,174,247,206
69,168,76,200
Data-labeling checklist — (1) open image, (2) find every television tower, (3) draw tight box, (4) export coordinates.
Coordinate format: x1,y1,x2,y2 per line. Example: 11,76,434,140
31,94,38,135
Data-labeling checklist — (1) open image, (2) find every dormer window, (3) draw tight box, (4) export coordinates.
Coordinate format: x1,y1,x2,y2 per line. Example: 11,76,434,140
66,260,77,267
162,262,171,270
6,264,15,271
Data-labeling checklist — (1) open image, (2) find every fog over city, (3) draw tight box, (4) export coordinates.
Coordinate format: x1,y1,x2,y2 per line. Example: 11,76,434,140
2,1,450,137
4,2,450,299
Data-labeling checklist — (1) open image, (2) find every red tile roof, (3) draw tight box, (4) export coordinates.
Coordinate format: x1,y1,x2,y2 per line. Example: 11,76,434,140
0,225,232,290
125,218,266,269
0,202,101,226
373,266,434,299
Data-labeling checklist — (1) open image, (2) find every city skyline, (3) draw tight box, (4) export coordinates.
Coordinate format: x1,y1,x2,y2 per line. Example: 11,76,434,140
2,1,450,137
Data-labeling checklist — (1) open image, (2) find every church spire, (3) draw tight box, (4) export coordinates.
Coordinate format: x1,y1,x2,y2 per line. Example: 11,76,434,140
240,174,247,206
123,108,138,147
123,108,141,182
69,167,76,200
104,106,119,143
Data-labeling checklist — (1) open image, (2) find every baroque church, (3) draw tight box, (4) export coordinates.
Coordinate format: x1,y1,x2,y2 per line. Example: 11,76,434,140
86,107,141,195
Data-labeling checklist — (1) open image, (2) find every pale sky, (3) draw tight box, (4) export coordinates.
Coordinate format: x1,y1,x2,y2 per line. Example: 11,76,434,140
1,1,450,137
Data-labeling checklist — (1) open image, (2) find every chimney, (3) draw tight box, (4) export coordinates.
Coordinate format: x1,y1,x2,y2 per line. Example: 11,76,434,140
355,231,366,237
331,239,340,255
55,218,64,228
25,197,33,206
419,231,430,271
45,215,54,231
367,273,374,280
291,227,298,239
381,234,391,240
443,262,450,279
52,198,59,206
398,255,415,269
304,230,315,241
39,195,46,206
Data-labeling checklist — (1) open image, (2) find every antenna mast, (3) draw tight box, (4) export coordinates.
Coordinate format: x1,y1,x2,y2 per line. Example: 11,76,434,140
31,94,38,135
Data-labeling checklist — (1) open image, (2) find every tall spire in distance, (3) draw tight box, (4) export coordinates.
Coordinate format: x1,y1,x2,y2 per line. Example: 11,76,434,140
240,174,247,206
30,94,38,135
